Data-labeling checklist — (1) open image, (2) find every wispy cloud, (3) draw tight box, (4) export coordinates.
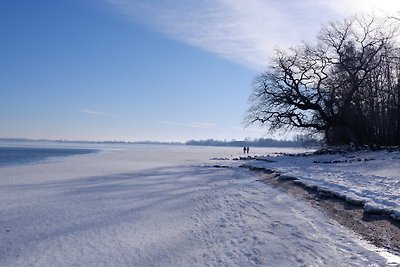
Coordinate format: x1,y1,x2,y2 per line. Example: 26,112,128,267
81,109,108,116
105,0,400,70
320,0,400,16
231,126,266,134
157,120,217,129
80,109,135,120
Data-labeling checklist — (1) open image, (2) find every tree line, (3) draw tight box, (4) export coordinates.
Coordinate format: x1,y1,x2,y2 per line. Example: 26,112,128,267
246,15,400,146
185,137,316,147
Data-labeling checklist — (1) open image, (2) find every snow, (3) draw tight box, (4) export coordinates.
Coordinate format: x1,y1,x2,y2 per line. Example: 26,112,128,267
244,149,400,221
0,145,395,266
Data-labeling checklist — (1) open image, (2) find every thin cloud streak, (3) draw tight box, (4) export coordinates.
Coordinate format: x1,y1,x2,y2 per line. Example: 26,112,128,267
81,110,108,116
81,109,136,120
232,126,266,134
105,0,400,70
157,120,217,129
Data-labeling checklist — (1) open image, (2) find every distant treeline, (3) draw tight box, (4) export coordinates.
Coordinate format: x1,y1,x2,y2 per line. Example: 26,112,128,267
0,137,321,148
0,138,183,146
185,137,319,147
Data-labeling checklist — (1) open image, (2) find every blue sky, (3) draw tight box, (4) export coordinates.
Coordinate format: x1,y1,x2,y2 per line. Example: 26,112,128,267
1,0,399,142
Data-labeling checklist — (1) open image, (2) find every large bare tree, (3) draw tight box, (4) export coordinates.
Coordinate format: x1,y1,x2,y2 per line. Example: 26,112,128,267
246,15,400,145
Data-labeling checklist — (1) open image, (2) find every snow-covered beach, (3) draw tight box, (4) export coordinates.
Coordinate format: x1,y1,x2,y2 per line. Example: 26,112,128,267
0,144,398,266
239,148,400,221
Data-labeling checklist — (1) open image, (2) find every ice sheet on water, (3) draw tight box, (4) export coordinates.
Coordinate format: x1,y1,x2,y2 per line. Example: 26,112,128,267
0,145,391,266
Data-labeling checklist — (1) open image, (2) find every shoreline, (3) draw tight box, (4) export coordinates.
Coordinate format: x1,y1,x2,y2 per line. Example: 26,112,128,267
239,164,400,257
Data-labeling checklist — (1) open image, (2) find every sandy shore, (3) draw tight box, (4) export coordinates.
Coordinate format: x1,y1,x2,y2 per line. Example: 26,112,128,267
241,165,400,257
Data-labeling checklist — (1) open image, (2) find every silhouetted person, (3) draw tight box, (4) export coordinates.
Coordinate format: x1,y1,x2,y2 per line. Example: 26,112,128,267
246,146,249,154
243,147,246,153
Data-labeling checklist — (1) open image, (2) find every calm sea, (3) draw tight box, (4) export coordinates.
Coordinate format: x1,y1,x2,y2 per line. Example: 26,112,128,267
0,146,98,168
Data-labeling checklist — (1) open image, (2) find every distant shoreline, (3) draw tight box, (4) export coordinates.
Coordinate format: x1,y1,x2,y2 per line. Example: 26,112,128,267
0,137,312,148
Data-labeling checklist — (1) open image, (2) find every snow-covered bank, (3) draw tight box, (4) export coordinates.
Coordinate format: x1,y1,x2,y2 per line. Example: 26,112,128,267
240,149,400,221
0,146,394,266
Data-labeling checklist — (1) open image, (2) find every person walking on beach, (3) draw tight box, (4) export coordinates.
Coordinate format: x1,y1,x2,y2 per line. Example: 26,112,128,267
246,146,250,154
243,146,246,153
